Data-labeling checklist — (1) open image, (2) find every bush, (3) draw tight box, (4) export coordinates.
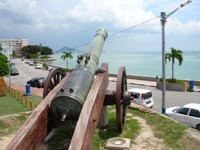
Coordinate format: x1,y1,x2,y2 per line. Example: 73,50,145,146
159,78,185,84
0,53,9,76
63,68,72,72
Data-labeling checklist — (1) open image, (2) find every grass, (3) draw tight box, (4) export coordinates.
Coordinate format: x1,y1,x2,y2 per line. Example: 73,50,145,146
0,113,30,136
129,108,187,148
0,91,29,115
92,106,140,149
0,90,42,115
92,106,190,149
0,102,199,149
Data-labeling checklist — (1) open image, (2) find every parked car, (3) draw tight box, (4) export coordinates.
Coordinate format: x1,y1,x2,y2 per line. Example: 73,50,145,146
47,66,54,71
10,62,15,68
166,103,200,131
35,64,43,69
10,67,19,75
29,61,34,66
27,77,45,88
128,88,154,108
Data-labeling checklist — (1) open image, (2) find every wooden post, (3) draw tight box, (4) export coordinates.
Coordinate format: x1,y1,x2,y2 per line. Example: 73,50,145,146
14,90,16,98
21,95,23,104
18,92,20,100
12,89,14,96
29,101,32,110
26,97,28,107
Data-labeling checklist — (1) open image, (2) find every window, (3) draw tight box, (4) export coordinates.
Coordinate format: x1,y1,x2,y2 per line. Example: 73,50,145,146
176,107,189,115
130,92,139,99
144,92,152,99
189,109,200,118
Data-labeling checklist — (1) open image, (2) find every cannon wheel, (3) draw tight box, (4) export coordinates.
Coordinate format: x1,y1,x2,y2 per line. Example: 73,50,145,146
43,68,66,98
116,67,127,131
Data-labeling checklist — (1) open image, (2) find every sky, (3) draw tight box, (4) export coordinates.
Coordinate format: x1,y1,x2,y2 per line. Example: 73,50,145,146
0,0,199,52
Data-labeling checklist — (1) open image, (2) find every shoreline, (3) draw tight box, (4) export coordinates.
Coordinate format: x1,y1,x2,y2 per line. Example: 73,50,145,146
47,63,200,86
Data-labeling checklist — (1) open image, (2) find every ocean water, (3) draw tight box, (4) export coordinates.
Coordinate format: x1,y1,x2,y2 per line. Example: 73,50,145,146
48,51,200,81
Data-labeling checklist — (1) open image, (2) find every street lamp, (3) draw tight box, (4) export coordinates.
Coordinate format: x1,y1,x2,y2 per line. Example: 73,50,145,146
161,0,192,114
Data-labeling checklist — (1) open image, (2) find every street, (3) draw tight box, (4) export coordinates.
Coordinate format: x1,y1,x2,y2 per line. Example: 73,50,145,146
6,59,200,113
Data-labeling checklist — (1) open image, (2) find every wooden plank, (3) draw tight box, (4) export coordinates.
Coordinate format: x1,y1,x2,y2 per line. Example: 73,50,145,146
6,76,68,150
69,63,109,150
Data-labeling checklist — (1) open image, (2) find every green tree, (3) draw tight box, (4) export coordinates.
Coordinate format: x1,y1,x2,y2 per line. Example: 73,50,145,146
60,52,73,68
0,45,2,53
20,45,53,59
165,47,183,79
0,53,9,76
41,55,48,62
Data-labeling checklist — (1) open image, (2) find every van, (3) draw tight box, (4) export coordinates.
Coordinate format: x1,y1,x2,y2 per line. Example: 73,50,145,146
128,88,154,108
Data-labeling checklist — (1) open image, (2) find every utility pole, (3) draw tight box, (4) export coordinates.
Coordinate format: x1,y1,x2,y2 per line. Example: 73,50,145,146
160,0,192,114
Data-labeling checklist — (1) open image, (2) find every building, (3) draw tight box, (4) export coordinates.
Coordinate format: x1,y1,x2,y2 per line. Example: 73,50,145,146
0,38,29,59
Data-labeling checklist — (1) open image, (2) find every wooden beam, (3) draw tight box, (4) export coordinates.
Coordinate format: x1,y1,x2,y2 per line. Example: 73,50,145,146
69,63,109,150
6,76,68,150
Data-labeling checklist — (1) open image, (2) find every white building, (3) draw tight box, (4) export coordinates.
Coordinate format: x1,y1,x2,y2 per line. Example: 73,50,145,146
0,38,29,59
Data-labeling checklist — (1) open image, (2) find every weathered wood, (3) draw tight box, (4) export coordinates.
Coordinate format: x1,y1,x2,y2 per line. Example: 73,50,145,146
0,77,7,96
6,75,68,150
69,63,109,150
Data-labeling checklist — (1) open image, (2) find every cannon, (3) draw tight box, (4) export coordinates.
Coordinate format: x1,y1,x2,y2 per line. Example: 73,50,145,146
7,29,131,150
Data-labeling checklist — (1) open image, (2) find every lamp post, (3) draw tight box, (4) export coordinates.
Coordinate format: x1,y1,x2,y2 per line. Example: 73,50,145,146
8,43,11,90
161,0,192,114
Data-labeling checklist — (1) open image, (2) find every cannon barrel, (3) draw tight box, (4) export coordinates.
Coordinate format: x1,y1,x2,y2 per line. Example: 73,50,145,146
50,29,108,122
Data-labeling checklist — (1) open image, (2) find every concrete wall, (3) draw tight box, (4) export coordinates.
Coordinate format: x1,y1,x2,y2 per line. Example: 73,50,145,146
157,81,188,92
109,73,200,86
109,73,157,81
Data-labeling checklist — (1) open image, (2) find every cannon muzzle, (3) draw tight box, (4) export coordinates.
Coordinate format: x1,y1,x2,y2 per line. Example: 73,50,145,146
50,29,108,122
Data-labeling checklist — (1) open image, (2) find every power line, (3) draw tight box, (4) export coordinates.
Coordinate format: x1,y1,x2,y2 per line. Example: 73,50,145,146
109,15,160,37
73,15,160,49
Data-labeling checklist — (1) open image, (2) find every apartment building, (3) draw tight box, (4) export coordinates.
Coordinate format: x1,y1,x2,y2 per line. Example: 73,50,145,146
0,38,29,58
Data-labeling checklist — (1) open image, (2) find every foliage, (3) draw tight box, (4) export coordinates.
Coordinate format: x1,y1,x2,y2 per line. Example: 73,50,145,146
0,53,9,76
165,47,183,79
159,78,185,84
43,63,47,68
0,45,2,52
63,68,72,72
20,45,53,59
60,52,73,68
12,50,16,58
41,55,48,62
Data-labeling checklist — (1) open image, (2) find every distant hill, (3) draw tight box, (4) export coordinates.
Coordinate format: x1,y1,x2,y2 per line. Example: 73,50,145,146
54,46,81,53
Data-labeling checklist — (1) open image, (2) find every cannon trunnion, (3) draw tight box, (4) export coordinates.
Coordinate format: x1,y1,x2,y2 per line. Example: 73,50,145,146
7,29,131,150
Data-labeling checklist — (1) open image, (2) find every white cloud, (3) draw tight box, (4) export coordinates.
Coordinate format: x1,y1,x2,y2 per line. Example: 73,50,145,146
167,19,200,36
0,0,199,50
68,0,155,28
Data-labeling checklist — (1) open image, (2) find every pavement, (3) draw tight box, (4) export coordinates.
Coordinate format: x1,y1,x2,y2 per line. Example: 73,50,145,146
10,84,44,97
9,77,157,98
9,77,200,98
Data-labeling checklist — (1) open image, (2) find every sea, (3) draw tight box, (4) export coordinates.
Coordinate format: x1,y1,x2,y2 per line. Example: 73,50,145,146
48,51,200,81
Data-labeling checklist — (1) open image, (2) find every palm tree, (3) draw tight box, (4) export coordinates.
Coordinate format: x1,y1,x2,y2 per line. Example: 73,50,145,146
165,47,183,79
60,52,73,68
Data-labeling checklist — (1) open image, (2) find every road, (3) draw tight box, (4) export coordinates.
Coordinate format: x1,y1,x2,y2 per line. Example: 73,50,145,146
5,59,49,86
6,59,200,113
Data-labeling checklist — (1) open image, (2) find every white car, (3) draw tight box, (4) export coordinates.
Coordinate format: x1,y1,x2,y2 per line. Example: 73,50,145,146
29,61,34,66
128,88,154,108
166,103,200,131
35,64,43,69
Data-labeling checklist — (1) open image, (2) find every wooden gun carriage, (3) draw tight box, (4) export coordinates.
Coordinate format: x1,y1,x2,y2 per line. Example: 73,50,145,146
7,29,131,150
